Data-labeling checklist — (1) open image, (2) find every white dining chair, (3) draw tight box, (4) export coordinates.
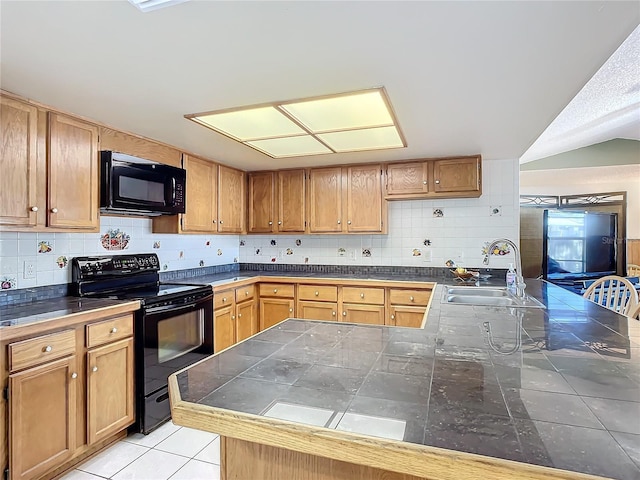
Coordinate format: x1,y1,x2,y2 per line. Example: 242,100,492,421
583,275,639,316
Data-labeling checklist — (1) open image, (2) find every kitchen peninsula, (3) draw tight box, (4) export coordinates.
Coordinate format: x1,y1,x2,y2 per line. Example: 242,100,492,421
169,280,640,480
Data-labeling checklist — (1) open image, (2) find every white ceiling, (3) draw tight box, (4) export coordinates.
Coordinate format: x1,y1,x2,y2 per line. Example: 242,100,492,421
1,1,638,171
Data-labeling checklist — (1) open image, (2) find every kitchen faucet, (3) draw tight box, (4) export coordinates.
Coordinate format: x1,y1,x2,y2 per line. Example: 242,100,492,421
483,238,526,298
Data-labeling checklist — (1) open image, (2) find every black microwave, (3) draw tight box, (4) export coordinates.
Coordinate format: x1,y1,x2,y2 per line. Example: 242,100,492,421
100,151,186,216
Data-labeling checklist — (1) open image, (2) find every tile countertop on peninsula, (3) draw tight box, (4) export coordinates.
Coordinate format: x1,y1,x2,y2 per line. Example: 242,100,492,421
169,279,640,480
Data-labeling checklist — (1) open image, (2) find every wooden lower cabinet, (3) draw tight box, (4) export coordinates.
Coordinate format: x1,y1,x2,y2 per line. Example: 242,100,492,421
389,305,426,328
214,305,236,352
235,300,258,343
9,356,77,480
86,338,134,445
259,298,295,330
341,304,385,325
297,301,339,322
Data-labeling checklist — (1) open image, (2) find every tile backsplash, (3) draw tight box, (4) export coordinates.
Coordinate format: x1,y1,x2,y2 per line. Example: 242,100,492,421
0,158,518,292
240,158,519,269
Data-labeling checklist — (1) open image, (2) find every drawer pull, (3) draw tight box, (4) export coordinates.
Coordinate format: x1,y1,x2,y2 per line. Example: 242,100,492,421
110,327,118,334
223,297,227,302
273,289,278,293
332,311,336,316
391,314,395,320
245,291,249,296
315,291,319,296
410,296,415,302
360,293,365,299
71,372,78,379
44,345,52,353
92,366,98,372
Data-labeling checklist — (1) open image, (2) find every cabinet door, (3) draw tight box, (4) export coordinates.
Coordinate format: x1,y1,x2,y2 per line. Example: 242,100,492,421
385,161,429,196
235,300,258,343
298,301,338,322
217,165,245,233
86,338,135,445
433,157,480,194
9,356,77,480
341,304,385,325
277,169,306,232
48,113,99,229
214,305,236,351
346,164,383,233
259,298,295,331
389,305,426,328
182,155,217,232
0,97,39,227
248,172,275,233
308,167,342,233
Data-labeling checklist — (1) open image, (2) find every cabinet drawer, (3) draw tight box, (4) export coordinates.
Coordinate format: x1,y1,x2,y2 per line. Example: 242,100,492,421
260,283,295,298
235,284,256,303
215,290,235,309
9,329,75,372
298,285,338,302
388,288,431,306
342,287,384,305
86,315,133,348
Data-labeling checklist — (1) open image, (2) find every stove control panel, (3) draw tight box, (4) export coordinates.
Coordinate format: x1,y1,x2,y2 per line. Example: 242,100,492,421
72,254,160,279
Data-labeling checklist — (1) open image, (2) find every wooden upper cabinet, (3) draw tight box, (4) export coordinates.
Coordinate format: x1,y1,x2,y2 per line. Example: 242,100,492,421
433,157,481,194
277,169,305,232
217,165,245,233
346,164,384,233
48,113,99,230
181,154,218,233
385,161,429,196
248,172,275,233
0,96,39,227
308,167,343,233
385,156,481,199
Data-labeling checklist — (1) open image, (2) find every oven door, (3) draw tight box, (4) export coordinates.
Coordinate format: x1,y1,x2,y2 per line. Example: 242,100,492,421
140,294,214,397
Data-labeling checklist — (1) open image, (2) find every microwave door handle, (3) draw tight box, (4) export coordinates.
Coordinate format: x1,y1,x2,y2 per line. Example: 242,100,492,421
145,302,198,315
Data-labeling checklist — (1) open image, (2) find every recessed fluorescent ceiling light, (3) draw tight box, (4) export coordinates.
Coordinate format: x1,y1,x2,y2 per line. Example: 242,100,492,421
128,0,189,12
185,88,406,158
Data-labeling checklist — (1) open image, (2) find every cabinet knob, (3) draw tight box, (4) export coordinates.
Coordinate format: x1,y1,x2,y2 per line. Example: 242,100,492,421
342,311,347,316
30,206,38,212
268,221,273,225
245,291,249,296
360,293,365,298
222,297,227,302
337,220,341,224
43,345,52,353
50,208,58,214
347,220,351,225
232,315,236,320
315,291,319,296
410,296,414,302
71,372,78,379
219,220,224,224
278,221,282,225
212,220,216,223
435,180,440,184
332,311,336,316
273,289,278,293
110,327,118,333
391,314,395,320
289,308,293,313
92,366,98,372
238,313,242,318
422,180,427,185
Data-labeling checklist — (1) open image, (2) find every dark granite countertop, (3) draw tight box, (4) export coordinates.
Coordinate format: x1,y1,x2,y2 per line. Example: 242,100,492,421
0,297,140,328
174,279,640,480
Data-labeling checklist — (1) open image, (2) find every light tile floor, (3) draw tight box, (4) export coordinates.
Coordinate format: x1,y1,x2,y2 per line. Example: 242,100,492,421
60,422,221,480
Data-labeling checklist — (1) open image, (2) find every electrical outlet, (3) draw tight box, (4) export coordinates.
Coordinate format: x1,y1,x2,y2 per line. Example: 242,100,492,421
23,261,36,279
349,249,356,261
423,249,432,262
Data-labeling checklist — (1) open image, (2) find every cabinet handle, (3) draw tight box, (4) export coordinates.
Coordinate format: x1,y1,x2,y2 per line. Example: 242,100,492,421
238,313,242,318
232,315,236,320
410,296,415,302
273,289,278,293
289,308,293,313
435,180,440,184
219,220,224,224
43,345,52,353
71,372,78,379
278,221,282,225
315,291,319,296
342,311,347,316
268,221,273,225
360,293,365,299
30,206,38,212
332,311,336,316
422,180,427,185
92,366,98,372
337,220,341,224
110,327,118,333
391,314,395,320
245,291,249,296
50,208,58,214
223,297,227,302
347,220,351,225
212,220,216,223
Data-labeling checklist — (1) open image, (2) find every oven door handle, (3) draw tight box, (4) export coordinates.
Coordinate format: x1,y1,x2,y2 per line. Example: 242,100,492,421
145,302,199,315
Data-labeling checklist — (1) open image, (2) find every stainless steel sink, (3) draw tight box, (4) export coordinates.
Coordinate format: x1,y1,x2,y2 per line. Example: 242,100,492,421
441,286,546,309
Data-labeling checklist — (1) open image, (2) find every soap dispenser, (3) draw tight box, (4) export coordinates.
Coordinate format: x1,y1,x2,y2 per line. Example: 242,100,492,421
506,263,516,290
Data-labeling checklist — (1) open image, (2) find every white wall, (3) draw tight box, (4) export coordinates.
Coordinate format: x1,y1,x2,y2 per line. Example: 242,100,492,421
0,216,240,290
240,158,519,269
0,158,520,291
520,164,640,238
